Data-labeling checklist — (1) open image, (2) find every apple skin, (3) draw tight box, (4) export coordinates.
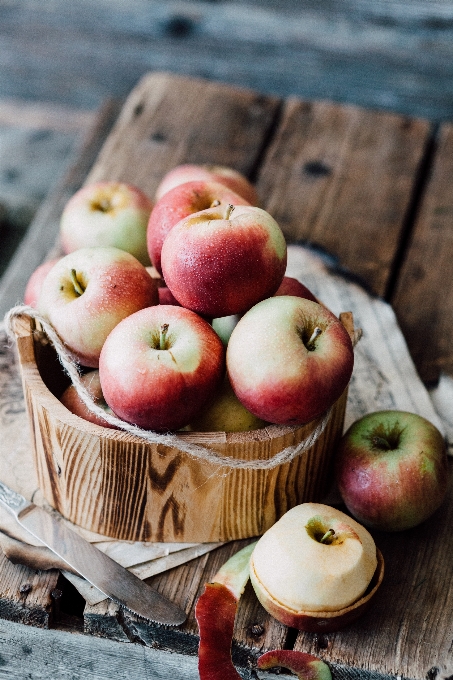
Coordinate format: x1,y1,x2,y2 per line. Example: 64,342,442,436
98,305,225,432
37,247,158,368
158,286,181,306
60,181,153,265
226,296,353,425
60,370,118,429
250,503,377,620
161,204,287,318
275,276,317,303
147,180,250,275
336,411,448,532
24,258,62,307
155,164,258,206
188,376,266,432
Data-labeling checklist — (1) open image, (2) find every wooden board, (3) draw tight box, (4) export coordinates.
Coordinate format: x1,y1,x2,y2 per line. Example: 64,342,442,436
0,72,453,680
2,0,453,121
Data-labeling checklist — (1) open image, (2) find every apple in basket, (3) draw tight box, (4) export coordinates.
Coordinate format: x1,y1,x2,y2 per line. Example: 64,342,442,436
60,370,117,429
60,181,153,265
37,247,158,368
336,410,448,532
227,296,354,425
147,179,251,274
161,204,287,318
99,305,225,432
154,163,258,205
24,257,62,307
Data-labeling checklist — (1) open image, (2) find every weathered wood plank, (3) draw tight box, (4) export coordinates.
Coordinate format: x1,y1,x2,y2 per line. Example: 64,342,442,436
391,123,453,383
256,98,431,297
0,551,59,628
85,71,279,198
0,99,122,317
119,540,288,669
293,459,453,680
2,0,453,120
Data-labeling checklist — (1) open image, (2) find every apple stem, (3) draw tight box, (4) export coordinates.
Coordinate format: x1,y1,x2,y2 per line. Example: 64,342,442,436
70,269,85,296
320,529,335,544
307,326,322,349
160,323,169,350
225,204,235,220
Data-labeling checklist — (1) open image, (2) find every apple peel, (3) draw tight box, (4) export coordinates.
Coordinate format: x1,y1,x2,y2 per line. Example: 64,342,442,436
257,650,332,680
195,542,255,680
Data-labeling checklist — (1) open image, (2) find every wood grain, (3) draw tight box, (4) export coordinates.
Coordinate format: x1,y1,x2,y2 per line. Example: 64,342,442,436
85,71,279,197
12,313,349,542
391,123,453,383
0,551,58,628
2,0,453,121
256,98,431,297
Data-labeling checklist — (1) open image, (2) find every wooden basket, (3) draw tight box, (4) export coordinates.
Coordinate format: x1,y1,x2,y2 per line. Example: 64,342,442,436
12,312,353,543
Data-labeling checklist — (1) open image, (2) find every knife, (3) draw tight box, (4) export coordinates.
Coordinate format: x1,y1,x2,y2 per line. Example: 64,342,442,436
0,480,186,626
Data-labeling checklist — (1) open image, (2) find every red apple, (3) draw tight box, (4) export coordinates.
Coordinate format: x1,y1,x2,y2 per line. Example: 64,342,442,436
161,204,287,318
158,286,181,306
99,305,225,431
24,258,61,307
155,164,258,206
336,411,448,532
37,247,158,368
147,180,250,274
274,276,317,302
60,370,117,429
227,296,353,425
60,181,153,265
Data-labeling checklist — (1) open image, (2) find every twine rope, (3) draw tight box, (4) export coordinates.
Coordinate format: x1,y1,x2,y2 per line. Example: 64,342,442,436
4,305,359,470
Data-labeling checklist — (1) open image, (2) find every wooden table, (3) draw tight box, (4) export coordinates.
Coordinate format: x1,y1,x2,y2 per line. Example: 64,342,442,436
0,72,452,680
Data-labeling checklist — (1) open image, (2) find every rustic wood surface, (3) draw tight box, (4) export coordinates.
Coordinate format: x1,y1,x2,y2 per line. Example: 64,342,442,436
2,0,453,122
0,72,452,680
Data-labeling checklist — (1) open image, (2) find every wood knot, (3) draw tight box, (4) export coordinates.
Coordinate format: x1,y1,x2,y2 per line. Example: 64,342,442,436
19,583,32,595
250,623,265,638
315,633,329,650
303,161,331,178
163,15,195,38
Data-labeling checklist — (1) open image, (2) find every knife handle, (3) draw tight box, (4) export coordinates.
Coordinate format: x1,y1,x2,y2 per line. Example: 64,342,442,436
0,481,29,517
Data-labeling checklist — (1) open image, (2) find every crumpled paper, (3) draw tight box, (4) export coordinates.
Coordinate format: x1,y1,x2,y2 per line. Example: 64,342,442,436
0,243,451,606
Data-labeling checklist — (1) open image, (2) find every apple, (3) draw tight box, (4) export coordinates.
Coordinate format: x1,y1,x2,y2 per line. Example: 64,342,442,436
336,410,448,532
155,163,258,206
37,247,158,368
60,370,117,429
24,258,62,307
211,314,241,347
98,305,225,432
158,286,181,306
257,651,332,680
226,296,353,425
275,275,317,302
147,180,250,274
188,376,266,432
250,503,378,624
60,181,153,265
161,204,287,318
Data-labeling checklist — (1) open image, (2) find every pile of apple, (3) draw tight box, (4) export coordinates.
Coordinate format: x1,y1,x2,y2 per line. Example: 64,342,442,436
28,163,355,435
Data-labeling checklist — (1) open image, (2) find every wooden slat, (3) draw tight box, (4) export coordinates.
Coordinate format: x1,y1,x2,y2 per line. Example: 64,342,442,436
85,71,280,197
0,552,59,628
293,460,453,680
256,98,431,297
117,540,288,669
391,123,453,383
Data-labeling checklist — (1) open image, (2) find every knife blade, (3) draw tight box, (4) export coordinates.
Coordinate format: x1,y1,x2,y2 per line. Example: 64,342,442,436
0,480,186,626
